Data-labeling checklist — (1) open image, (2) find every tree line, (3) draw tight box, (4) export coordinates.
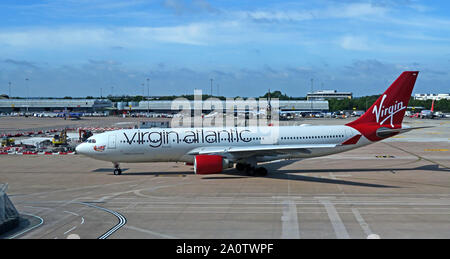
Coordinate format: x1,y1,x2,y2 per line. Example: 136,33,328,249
328,95,450,112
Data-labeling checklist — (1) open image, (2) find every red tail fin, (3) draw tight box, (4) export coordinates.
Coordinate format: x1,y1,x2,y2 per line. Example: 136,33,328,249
346,71,419,141
431,99,435,112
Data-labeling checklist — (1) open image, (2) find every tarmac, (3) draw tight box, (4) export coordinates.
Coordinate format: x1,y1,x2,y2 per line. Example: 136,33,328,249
0,116,449,239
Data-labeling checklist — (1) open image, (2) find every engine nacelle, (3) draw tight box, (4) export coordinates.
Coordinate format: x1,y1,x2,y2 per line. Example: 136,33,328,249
194,155,231,175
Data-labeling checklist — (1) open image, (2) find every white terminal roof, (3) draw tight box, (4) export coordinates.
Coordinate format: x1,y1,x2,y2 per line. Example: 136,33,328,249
136,100,329,111
0,99,112,108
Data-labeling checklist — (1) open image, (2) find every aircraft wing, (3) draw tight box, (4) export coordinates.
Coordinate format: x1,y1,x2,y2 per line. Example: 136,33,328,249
187,144,336,158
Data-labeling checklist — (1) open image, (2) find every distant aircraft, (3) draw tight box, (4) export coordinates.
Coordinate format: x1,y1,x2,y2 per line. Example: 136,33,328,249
76,71,428,176
68,112,82,120
420,99,436,119
59,108,82,120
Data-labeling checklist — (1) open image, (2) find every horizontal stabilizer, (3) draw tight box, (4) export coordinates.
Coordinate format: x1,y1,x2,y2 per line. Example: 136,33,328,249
376,125,433,138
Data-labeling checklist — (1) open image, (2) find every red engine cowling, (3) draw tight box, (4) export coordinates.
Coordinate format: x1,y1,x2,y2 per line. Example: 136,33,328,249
194,155,229,175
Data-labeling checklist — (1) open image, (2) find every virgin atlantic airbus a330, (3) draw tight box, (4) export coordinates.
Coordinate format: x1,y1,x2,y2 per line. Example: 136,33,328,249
76,71,425,176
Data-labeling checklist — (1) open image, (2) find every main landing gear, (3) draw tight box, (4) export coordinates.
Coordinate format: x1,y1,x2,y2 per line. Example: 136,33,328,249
113,162,122,175
235,163,268,177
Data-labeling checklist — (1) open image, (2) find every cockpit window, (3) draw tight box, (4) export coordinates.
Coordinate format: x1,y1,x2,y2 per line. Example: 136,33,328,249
87,139,96,143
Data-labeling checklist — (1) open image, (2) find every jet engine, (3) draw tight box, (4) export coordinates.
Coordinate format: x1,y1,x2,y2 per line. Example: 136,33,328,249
194,155,232,175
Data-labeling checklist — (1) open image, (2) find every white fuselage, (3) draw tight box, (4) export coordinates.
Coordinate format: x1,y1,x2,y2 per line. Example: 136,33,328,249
75,125,370,164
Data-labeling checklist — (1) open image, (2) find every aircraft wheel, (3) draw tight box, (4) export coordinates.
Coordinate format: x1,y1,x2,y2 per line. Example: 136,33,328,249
245,166,256,176
236,163,246,171
113,163,122,175
255,167,268,177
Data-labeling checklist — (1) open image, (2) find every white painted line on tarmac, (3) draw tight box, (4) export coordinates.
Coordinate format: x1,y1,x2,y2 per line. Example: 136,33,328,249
123,225,177,239
351,208,379,239
64,210,79,217
78,202,126,239
67,234,81,239
319,199,350,239
20,180,141,198
281,200,300,239
64,226,77,235
367,234,381,239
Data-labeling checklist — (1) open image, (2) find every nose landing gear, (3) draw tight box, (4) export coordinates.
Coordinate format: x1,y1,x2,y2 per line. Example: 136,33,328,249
113,162,122,175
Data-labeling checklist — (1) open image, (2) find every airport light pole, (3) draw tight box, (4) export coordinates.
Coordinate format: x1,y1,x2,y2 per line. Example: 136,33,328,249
310,78,313,115
8,82,11,97
210,78,213,96
146,78,150,114
25,78,29,113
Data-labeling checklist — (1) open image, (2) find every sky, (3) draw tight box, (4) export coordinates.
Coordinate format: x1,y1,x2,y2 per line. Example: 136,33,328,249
0,0,449,98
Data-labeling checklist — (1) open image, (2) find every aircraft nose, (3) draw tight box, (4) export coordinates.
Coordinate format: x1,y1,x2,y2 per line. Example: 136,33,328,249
75,143,88,155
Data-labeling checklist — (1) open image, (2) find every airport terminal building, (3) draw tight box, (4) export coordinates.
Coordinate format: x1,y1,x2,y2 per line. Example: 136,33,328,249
0,98,328,114
128,100,329,113
307,90,352,100
414,93,450,101
0,99,113,113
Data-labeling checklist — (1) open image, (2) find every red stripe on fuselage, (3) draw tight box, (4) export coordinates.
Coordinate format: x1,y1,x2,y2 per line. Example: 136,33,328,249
342,134,362,145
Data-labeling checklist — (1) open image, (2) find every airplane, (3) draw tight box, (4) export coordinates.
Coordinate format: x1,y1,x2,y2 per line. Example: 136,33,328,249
58,107,82,120
76,71,427,176
420,99,436,119
66,112,82,120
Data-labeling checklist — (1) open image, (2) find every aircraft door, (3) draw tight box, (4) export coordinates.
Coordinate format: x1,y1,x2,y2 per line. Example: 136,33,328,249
108,134,116,149
261,127,279,145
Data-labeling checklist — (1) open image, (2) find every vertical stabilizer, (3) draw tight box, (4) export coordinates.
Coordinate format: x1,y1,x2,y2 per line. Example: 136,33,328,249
346,71,419,141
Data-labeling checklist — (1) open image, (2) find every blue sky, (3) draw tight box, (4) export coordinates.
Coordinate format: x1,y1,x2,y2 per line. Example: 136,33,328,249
0,0,449,97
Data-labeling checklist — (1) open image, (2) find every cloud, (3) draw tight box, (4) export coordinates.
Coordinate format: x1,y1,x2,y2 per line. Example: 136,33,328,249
241,10,314,23
369,0,432,12
163,0,219,15
0,25,211,47
344,59,396,76
4,59,38,69
335,2,388,18
338,35,370,51
1,58,448,98
192,0,218,13
0,20,300,48
238,2,387,23
86,59,122,71
163,0,185,15
420,68,448,76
